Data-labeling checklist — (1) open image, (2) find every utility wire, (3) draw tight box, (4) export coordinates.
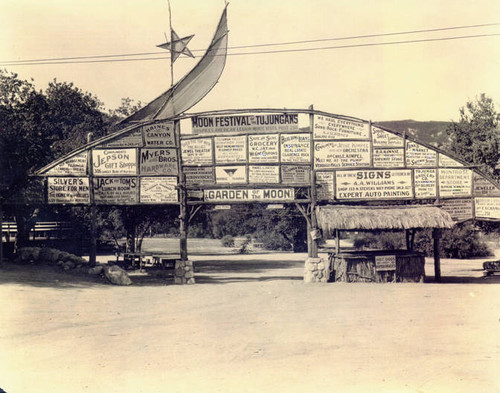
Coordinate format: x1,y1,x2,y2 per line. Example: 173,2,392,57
1,31,499,67
2,22,500,65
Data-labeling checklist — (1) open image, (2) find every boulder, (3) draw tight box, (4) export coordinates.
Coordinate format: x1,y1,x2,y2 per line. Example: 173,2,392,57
103,265,132,286
88,265,104,275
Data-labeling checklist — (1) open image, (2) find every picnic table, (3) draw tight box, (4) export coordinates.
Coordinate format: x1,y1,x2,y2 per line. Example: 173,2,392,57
114,252,181,271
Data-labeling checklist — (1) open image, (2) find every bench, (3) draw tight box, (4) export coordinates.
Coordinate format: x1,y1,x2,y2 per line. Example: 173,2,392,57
483,261,500,277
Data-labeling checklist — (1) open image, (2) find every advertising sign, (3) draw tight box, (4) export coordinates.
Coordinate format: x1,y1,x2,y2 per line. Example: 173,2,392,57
249,165,280,184
336,169,413,200
439,153,463,167
414,169,437,198
313,114,369,140
140,177,178,203
438,168,472,197
48,177,90,204
215,136,247,163
184,167,215,185
143,121,176,147
46,152,87,176
92,149,137,176
316,172,334,200
475,197,500,219
281,134,311,163
375,255,397,271
248,134,279,163
215,166,247,184
281,165,310,184
139,148,178,175
103,129,143,148
372,127,404,147
314,141,371,169
441,199,474,222
192,114,299,134
93,177,138,205
181,138,213,165
373,148,404,168
204,188,295,202
406,142,437,167
473,173,500,197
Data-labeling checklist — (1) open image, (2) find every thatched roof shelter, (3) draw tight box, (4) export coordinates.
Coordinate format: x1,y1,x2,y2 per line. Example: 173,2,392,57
316,205,455,236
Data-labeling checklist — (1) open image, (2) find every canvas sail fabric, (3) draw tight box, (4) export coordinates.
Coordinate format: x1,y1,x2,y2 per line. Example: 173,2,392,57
121,6,228,124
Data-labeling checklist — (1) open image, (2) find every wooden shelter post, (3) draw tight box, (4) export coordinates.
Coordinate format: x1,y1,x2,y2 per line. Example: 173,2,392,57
0,203,4,267
87,132,97,267
433,228,442,282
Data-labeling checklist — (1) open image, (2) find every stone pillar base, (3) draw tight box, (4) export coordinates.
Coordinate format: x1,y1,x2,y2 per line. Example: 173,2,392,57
304,257,329,283
174,260,195,284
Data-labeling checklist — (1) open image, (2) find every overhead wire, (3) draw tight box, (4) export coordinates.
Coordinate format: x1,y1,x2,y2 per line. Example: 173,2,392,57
1,23,499,67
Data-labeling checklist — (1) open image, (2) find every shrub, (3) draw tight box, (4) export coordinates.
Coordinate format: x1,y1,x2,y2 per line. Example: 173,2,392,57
221,235,235,248
253,230,292,251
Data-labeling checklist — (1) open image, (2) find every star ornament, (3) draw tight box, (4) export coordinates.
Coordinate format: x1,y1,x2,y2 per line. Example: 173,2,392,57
157,30,195,62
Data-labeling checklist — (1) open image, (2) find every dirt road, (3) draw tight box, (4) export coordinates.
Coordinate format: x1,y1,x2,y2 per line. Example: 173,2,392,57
1,253,500,393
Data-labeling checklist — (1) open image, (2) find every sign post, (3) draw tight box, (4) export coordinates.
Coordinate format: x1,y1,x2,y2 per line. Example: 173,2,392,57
87,133,97,267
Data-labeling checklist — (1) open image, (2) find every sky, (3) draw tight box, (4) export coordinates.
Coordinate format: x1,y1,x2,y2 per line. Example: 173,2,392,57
1,0,500,122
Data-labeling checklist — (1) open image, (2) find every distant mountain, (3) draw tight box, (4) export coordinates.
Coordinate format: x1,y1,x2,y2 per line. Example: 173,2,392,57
375,120,452,148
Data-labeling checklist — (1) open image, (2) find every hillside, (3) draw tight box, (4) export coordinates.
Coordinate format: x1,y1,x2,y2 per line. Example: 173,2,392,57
376,120,452,148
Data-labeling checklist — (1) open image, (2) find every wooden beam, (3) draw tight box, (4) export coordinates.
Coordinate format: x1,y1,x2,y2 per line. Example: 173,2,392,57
433,228,442,282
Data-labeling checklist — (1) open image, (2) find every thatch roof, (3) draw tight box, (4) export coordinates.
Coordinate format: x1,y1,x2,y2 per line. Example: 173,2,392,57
316,205,455,234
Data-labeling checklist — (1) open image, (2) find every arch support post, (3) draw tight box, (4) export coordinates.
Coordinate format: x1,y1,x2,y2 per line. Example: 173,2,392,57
433,228,442,283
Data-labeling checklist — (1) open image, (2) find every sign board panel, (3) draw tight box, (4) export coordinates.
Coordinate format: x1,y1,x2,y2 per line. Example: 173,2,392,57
281,134,311,163
204,188,295,202
281,165,310,184
373,148,404,168
93,177,138,205
475,197,500,219
139,148,178,175
439,153,463,167
316,171,335,200
336,169,413,200
406,142,437,167
248,134,279,163
313,115,369,140
372,127,404,147
414,169,437,198
215,136,247,163
473,173,500,197
184,167,215,185
215,166,247,184
92,149,137,175
249,165,280,184
48,177,90,204
441,198,474,222
181,138,213,166
192,114,299,134
438,168,472,197
375,255,397,271
314,141,371,169
143,121,176,147
46,152,87,176
103,129,143,148
140,177,178,203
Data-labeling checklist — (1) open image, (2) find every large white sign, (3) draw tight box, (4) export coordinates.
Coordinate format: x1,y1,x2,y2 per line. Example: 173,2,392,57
314,141,371,169
248,134,279,163
140,177,178,203
103,129,143,148
215,166,247,184
473,173,500,197
372,148,404,168
336,169,413,200
475,197,500,219
316,172,334,200
204,188,295,202
215,136,247,163
372,127,404,147
406,142,437,167
46,152,87,176
48,177,90,204
313,115,369,140
192,114,299,133
281,166,310,184
249,165,279,184
92,149,137,175
414,169,437,198
93,177,138,205
139,148,178,175
143,121,176,147
438,153,463,167
281,134,311,163
438,168,472,197
181,138,213,166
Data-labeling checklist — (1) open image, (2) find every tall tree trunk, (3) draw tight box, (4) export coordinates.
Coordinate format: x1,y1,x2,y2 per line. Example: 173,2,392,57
14,205,39,252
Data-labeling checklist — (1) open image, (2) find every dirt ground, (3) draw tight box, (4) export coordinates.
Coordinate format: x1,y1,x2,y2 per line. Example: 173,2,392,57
1,247,500,393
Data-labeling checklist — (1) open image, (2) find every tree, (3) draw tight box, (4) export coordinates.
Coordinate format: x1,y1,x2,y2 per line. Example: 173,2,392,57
447,94,500,178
